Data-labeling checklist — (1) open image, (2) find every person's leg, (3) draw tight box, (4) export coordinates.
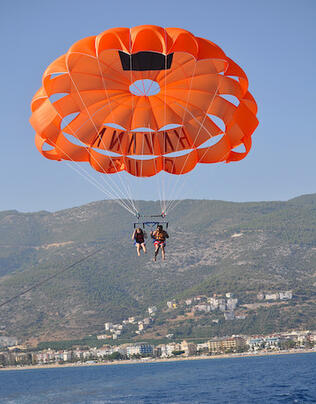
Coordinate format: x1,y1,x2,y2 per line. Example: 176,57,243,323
154,244,160,261
136,243,141,256
141,243,147,253
161,245,166,260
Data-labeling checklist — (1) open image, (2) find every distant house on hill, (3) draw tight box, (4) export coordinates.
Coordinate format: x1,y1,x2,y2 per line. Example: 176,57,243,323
227,298,238,310
167,300,177,309
279,291,293,300
97,334,111,340
265,293,278,300
148,306,157,315
194,304,211,313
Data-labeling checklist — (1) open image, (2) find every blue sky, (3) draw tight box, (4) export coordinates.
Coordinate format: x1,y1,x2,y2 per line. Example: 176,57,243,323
1,0,315,212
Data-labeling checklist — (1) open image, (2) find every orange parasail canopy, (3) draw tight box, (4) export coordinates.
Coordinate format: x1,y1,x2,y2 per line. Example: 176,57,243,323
30,25,258,177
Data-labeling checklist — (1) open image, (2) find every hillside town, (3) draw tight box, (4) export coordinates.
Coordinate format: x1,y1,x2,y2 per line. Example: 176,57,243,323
0,329,315,368
96,290,293,339
1,289,310,369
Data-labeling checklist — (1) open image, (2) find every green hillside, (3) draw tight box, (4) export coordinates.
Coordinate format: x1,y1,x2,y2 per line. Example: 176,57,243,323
0,195,315,343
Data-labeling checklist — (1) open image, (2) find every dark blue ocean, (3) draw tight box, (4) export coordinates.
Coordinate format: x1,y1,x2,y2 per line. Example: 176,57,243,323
0,353,315,403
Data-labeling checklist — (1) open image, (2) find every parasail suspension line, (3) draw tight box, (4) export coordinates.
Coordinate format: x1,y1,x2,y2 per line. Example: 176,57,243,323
0,245,105,309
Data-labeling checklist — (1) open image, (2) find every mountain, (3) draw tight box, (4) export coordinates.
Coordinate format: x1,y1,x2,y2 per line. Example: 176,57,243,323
0,195,315,343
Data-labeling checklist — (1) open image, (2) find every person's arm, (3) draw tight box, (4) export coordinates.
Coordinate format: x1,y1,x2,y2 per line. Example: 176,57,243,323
165,231,169,239
131,230,136,240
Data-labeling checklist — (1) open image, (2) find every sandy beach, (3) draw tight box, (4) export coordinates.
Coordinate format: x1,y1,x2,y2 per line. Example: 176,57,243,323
1,348,315,371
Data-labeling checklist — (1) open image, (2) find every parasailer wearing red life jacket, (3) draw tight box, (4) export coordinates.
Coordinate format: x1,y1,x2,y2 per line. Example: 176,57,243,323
151,225,169,261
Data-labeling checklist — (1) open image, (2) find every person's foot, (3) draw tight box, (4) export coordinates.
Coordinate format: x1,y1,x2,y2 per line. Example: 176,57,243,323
153,256,156,262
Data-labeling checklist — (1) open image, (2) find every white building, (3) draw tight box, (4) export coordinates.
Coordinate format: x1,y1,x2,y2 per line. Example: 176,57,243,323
158,344,169,357
194,304,211,313
227,298,238,310
148,306,157,315
166,333,174,339
113,345,127,355
279,291,293,300
54,351,64,362
104,322,113,331
126,345,141,356
73,349,85,360
219,303,226,312
36,349,55,364
235,314,247,320
161,342,182,357
196,342,209,350
96,346,114,357
97,334,111,340
63,351,72,362
265,336,280,349
247,337,265,350
265,293,278,300
126,344,153,357
181,340,197,356
208,297,219,310
83,350,94,359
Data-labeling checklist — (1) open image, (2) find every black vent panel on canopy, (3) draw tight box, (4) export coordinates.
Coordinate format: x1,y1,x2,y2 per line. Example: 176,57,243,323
119,51,174,71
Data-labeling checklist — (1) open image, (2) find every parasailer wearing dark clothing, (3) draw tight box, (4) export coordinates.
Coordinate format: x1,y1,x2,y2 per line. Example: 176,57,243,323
132,228,147,256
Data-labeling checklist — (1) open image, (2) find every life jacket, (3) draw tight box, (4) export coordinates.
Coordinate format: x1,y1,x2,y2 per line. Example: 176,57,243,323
154,230,166,241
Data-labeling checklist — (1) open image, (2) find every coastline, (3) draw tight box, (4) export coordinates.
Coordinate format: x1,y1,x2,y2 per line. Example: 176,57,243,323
1,348,315,372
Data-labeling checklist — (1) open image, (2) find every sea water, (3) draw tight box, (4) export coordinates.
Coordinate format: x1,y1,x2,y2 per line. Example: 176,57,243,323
0,353,315,403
